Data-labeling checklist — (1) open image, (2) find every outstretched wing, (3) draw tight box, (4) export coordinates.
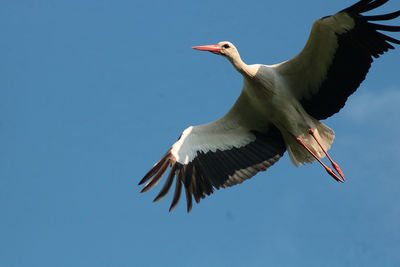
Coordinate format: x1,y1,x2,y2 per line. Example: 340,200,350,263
273,0,400,120
139,92,286,213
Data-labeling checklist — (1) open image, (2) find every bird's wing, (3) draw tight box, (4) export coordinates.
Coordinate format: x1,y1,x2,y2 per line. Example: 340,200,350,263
139,91,286,213
272,0,400,120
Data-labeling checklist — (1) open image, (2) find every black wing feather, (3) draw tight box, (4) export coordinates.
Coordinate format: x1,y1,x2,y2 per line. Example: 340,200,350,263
169,168,183,212
153,164,177,202
140,126,286,213
301,0,400,120
364,10,400,21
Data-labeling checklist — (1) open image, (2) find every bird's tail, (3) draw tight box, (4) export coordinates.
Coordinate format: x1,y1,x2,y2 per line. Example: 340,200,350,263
286,120,335,167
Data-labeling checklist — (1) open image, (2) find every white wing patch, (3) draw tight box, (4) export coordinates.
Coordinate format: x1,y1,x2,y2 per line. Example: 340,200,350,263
171,125,256,164
272,12,356,99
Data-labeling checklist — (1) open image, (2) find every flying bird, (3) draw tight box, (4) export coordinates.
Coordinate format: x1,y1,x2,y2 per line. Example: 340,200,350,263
139,0,400,212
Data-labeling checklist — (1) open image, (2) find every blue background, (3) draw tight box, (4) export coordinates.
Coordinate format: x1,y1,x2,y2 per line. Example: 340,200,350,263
1,0,400,266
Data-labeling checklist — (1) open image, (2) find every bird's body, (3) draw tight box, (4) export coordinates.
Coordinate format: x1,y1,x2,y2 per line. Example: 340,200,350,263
139,0,400,212
192,61,334,167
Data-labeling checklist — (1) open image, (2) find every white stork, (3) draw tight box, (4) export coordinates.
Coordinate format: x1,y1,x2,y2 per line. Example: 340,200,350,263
139,0,400,212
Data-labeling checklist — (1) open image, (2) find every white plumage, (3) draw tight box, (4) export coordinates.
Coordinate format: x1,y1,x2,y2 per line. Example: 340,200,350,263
139,0,400,212
171,125,256,165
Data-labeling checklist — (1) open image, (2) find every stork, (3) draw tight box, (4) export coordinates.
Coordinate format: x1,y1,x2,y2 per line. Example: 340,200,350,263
139,0,400,212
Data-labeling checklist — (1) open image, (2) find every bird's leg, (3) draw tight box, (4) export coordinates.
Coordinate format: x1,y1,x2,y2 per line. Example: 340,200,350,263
307,129,345,181
293,135,344,183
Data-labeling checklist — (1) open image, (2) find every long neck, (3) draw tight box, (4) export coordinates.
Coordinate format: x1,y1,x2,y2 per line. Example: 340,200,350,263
227,54,256,77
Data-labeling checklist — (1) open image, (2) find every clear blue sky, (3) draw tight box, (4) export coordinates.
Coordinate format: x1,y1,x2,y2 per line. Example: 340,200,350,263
1,0,400,266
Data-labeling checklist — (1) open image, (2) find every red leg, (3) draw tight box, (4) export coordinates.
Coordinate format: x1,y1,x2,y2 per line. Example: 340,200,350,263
294,136,344,183
308,129,345,181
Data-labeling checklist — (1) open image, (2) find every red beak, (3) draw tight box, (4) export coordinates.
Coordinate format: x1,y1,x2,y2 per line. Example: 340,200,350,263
192,44,221,53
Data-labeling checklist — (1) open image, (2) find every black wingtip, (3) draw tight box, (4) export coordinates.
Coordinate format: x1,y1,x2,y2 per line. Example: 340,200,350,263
168,170,183,212
152,164,178,202
138,150,172,186
342,0,389,14
370,23,400,32
185,186,193,213
364,10,400,21
139,158,171,193
139,166,158,186
139,187,148,193
359,0,389,14
138,176,147,186
341,0,372,13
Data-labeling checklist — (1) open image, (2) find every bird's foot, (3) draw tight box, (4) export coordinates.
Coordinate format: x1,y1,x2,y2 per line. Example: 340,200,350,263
307,128,345,182
325,166,344,183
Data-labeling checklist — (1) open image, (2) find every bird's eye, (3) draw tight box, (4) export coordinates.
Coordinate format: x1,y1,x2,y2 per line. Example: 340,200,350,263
222,44,230,49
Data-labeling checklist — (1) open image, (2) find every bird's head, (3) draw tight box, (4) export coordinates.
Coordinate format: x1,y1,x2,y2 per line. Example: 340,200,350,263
192,41,252,76
192,41,239,61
